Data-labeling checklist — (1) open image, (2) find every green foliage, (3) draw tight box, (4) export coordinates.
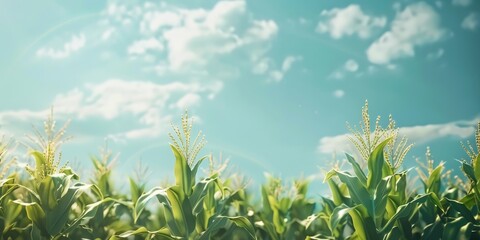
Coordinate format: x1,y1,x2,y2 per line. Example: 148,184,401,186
0,106,479,239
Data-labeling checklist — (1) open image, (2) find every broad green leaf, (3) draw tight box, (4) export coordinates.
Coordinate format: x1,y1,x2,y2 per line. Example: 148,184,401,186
367,138,391,191
445,198,476,222
13,200,47,236
0,178,18,202
30,151,47,179
116,227,177,239
442,217,472,239
330,204,352,231
426,164,443,194
46,182,92,236
134,187,167,223
331,170,373,217
380,194,429,234
191,155,208,184
384,226,401,240
422,217,444,240
166,186,195,237
327,179,347,206
225,216,256,240
348,205,378,240
374,178,389,220
474,154,480,181
59,167,79,180
171,144,192,196
462,161,477,183
345,153,367,185
190,177,217,215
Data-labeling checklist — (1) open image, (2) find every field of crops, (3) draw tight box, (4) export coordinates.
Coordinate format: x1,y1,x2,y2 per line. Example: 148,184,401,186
1,104,479,240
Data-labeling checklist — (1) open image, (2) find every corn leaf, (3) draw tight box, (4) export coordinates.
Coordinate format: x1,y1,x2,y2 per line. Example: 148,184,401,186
171,144,192,197
367,138,391,191
345,153,367,185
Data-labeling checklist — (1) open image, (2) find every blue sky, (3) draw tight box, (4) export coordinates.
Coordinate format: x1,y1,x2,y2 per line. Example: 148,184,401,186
0,0,479,189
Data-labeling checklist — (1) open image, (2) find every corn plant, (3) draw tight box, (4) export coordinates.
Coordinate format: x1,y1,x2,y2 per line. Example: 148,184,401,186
9,112,107,240
254,175,317,240
118,112,256,239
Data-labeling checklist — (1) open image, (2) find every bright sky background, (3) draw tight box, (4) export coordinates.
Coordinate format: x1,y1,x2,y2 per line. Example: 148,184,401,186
1,0,479,189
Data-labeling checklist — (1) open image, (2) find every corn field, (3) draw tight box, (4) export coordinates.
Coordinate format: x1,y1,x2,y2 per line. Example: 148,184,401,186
1,103,479,240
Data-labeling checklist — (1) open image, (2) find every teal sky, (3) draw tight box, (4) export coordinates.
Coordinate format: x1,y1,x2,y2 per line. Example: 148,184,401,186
1,0,479,189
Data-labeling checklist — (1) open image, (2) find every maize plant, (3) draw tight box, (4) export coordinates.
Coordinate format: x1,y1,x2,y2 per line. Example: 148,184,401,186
0,105,479,239
254,175,317,239
116,112,256,239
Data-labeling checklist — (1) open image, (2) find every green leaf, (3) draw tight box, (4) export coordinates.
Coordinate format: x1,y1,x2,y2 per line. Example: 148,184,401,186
462,161,477,183
13,200,47,236
426,164,443,194
191,155,208,184
330,171,373,216
225,216,256,240
374,178,389,220
166,186,196,237
445,198,476,223
134,187,167,223
422,217,444,240
348,205,378,240
442,217,472,239
380,194,430,234
0,178,18,202
367,138,391,191
327,179,348,206
345,153,367,185
171,144,192,196
116,227,178,239
330,204,352,231
46,182,92,236
474,154,480,181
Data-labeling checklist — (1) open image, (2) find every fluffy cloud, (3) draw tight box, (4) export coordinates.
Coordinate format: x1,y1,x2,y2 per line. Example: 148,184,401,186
333,89,345,98
0,79,222,141
161,1,278,72
252,55,302,82
462,13,479,31
316,4,386,39
317,117,479,155
367,2,446,65
36,34,86,59
127,37,164,55
344,59,359,72
452,0,472,7
101,0,284,81
329,59,360,80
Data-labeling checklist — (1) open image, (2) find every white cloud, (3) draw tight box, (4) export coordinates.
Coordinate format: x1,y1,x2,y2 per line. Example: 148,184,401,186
140,11,182,34
452,0,472,7
462,13,479,31
328,59,360,80
253,55,302,82
0,79,223,141
282,56,301,72
426,48,445,60
367,2,446,65
344,59,359,72
316,4,386,39
333,89,345,98
36,34,86,59
161,1,278,71
101,28,116,41
172,93,201,109
100,0,283,83
317,117,479,155
127,37,164,55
